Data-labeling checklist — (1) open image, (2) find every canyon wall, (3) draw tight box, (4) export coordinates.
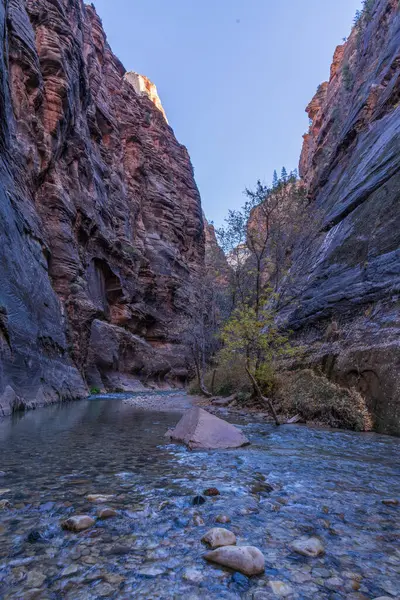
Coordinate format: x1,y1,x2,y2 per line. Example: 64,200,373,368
0,0,205,414
281,0,400,434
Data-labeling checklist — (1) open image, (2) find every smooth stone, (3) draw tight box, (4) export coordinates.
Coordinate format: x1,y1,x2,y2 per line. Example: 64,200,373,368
26,570,46,588
204,487,220,496
104,544,131,556
86,494,115,503
183,568,204,583
216,515,231,524
325,577,343,589
27,530,42,543
269,581,293,597
0,488,10,495
0,499,12,509
193,496,206,506
202,528,236,549
381,498,399,506
231,572,249,589
291,536,325,557
61,516,96,532
98,507,117,519
137,566,165,577
61,564,81,577
251,483,274,494
204,546,265,576
193,514,205,526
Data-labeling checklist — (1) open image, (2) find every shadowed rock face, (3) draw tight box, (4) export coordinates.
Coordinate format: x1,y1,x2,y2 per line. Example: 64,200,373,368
0,0,204,411
282,0,400,434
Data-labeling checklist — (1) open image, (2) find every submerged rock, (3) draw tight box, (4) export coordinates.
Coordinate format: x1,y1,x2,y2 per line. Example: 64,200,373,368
193,496,206,506
381,498,399,506
193,514,205,526
202,528,236,549
0,499,12,510
291,537,325,557
166,407,249,450
86,494,115,503
269,581,293,597
216,515,231,524
204,487,220,496
98,507,117,519
204,545,265,576
61,516,96,532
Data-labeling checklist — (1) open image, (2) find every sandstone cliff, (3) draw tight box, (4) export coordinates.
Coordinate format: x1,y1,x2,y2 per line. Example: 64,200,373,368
0,0,205,413
281,0,400,434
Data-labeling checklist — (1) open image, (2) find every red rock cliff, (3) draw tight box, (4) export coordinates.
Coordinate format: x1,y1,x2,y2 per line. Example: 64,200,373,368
0,0,205,410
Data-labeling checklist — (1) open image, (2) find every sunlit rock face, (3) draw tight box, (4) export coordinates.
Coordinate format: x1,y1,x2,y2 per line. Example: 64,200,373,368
281,0,400,434
125,72,168,123
0,0,205,409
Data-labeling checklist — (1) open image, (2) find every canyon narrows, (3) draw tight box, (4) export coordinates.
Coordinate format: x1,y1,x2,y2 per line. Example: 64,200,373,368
0,0,399,436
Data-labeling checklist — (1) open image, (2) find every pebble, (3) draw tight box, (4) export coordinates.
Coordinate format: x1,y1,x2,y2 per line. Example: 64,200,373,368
86,494,115,503
183,567,204,583
215,515,231,524
269,581,293,597
291,536,325,557
325,576,343,590
202,527,236,549
61,564,81,577
193,496,206,506
381,499,399,506
61,515,96,532
27,530,42,543
204,487,220,496
98,507,117,519
193,514,205,526
137,566,166,577
204,545,265,576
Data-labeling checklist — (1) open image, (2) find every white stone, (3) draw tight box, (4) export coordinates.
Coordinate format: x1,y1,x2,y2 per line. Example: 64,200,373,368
204,545,265,576
202,528,236,549
291,536,325,557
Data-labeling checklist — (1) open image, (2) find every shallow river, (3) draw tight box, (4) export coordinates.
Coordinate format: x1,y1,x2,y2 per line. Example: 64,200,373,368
0,394,399,599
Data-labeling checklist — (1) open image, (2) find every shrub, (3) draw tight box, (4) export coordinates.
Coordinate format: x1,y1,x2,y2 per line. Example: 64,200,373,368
342,63,354,92
89,387,100,395
274,369,373,431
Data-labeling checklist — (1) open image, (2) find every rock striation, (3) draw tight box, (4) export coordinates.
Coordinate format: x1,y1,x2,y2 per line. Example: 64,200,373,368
0,0,205,413
281,0,400,434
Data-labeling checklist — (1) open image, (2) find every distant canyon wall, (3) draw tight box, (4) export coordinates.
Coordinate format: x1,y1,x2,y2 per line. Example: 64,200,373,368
0,0,205,414
280,0,400,434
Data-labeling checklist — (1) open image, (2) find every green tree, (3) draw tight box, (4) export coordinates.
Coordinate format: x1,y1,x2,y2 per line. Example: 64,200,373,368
281,166,288,183
272,170,279,188
219,302,295,425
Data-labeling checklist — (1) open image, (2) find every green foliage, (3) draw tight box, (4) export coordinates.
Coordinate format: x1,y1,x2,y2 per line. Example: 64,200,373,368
342,63,354,92
217,302,295,394
89,387,100,395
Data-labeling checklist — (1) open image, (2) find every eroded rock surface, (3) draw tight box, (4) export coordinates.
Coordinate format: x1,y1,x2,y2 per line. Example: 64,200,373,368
0,0,205,411
280,0,400,434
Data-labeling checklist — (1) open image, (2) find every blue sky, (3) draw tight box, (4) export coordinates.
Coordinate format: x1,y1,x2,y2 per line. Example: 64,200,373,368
92,0,362,225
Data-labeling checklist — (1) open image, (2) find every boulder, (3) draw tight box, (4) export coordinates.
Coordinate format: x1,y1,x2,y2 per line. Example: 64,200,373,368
202,528,236,549
61,516,95,532
204,545,265,576
291,537,325,557
165,407,249,450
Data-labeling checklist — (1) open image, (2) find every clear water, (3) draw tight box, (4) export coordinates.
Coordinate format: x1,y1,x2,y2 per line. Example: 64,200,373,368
0,395,399,599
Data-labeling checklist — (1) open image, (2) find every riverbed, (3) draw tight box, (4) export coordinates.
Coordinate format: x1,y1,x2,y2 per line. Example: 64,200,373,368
0,393,399,599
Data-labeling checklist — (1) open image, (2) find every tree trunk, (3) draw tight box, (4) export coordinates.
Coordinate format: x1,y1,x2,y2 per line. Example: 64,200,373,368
194,353,212,398
210,368,217,396
245,366,280,426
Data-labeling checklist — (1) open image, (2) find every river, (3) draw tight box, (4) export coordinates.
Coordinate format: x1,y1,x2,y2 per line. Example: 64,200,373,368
0,394,399,599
